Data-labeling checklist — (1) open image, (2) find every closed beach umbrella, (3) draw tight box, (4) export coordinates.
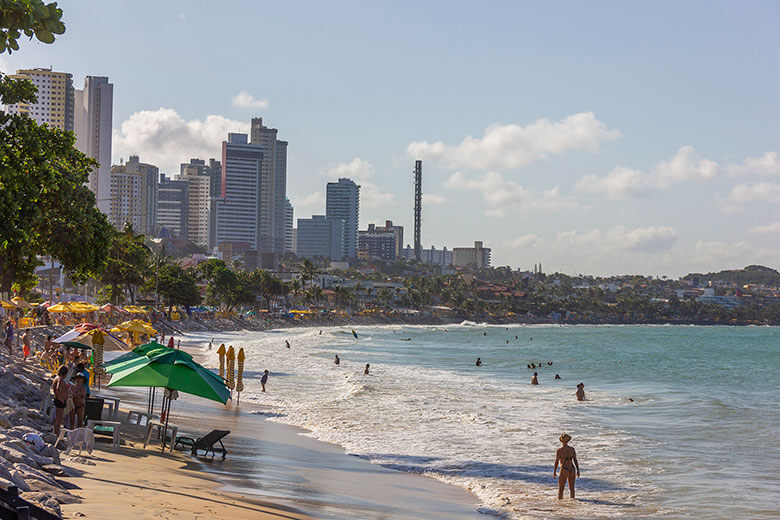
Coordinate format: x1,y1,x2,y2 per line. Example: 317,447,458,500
217,343,226,379
226,346,235,391
11,297,32,309
236,348,245,403
91,328,105,389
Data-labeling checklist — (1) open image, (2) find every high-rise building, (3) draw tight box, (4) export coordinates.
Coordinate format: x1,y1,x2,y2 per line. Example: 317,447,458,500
296,215,344,260
109,155,157,235
4,68,74,131
452,241,491,268
74,76,113,215
212,133,263,250
180,158,221,248
358,220,403,261
157,174,189,239
250,118,287,254
284,198,294,254
180,158,221,198
326,178,360,259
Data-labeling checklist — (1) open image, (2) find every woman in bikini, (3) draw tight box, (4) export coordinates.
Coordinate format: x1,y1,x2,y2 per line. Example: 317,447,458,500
69,373,87,428
553,433,580,499
52,366,70,435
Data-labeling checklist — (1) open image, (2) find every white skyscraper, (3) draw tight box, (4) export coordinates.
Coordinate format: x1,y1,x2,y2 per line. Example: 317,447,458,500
326,178,360,259
250,117,287,254
75,76,113,215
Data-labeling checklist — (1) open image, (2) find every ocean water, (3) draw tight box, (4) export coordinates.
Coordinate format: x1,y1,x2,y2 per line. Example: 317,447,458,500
194,324,780,519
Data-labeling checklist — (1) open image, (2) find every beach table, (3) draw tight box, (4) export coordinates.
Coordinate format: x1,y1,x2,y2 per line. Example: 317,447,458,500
126,410,158,426
92,394,120,420
144,419,178,452
87,420,121,449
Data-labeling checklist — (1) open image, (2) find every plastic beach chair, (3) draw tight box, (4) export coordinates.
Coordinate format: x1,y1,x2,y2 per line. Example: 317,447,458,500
174,429,230,460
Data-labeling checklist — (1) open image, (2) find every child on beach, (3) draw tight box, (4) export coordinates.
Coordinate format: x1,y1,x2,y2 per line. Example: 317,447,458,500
261,370,269,392
21,329,31,361
576,383,585,401
553,433,580,499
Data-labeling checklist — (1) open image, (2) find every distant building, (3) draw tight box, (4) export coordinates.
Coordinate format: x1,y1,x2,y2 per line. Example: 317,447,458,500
250,117,288,254
284,198,294,254
4,68,74,131
358,221,403,261
326,178,360,259
157,174,189,239
110,155,158,235
452,241,491,268
402,245,452,266
296,215,344,260
212,133,263,250
74,76,113,215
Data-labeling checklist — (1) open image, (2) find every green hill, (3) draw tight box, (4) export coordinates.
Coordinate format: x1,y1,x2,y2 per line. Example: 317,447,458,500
683,265,780,287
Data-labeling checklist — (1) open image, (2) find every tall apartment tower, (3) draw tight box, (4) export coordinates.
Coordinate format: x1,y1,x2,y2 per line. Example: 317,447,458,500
4,68,74,131
326,178,360,259
211,133,263,250
74,76,113,215
283,198,294,254
250,117,287,254
180,158,221,248
157,174,189,239
109,155,158,235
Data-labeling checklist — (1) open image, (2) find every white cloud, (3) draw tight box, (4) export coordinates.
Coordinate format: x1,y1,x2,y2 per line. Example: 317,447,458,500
727,182,780,205
445,171,577,218
407,112,620,171
747,222,780,235
231,91,270,109
292,191,326,213
423,193,445,205
113,107,248,174
508,234,542,249
552,226,678,253
579,147,780,199
324,158,394,209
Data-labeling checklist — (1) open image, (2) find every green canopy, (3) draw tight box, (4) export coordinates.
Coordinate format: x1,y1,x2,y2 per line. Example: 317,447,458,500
107,348,229,404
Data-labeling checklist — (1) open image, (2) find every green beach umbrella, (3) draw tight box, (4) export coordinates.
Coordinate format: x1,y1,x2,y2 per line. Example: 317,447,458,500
102,341,170,372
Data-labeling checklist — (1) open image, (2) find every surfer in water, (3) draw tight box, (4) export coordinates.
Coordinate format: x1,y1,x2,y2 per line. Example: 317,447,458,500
553,433,580,499
352,329,358,339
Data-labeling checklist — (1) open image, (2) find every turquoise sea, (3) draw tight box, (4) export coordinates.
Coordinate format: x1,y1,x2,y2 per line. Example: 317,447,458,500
201,324,780,519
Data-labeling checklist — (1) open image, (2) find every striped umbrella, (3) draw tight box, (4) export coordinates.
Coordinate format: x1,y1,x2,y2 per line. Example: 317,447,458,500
217,343,226,379
236,348,245,403
226,345,235,391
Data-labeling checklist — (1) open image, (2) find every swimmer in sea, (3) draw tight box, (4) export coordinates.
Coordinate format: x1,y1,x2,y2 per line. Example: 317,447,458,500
483,332,487,336
547,361,553,366
476,357,482,366
334,355,340,365
555,374,561,380
364,363,370,375
285,340,290,348
531,372,539,385
576,383,585,401
553,433,580,499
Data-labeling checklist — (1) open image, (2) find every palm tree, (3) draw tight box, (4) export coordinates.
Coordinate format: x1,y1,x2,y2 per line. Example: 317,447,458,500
300,259,319,289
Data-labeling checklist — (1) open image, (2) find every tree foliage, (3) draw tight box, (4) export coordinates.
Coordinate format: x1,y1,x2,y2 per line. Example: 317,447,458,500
145,262,201,313
0,0,65,53
98,225,151,304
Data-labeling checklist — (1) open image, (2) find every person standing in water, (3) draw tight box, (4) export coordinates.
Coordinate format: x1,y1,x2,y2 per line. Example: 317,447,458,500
576,383,585,401
285,340,290,348
334,355,340,365
531,372,539,385
475,357,482,366
364,363,370,375
260,370,269,392
553,433,580,499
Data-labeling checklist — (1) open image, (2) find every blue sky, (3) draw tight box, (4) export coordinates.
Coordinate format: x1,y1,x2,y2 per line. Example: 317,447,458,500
3,1,780,276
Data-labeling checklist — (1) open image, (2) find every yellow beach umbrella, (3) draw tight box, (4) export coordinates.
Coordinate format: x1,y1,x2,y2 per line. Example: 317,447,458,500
114,319,157,335
226,346,235,391
47,302,77,313
11,297,32,309
71,302,99,313
217,344,226,379
236,348,245,403
0,300,16,309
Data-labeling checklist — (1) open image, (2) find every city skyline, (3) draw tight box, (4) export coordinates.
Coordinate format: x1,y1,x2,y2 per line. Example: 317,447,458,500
2,1,779,276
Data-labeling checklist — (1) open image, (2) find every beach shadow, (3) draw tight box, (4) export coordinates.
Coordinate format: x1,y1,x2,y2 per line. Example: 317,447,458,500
80,475,304,519
576,497,637,507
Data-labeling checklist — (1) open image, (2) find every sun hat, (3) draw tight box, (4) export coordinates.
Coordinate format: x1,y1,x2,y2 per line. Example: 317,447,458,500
559,433,572,443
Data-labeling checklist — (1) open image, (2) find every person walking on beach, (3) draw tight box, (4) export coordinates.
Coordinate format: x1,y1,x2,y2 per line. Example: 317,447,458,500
531,372,539,385
21,329,31,362
576,383,585,401
4,321,14,356
261,370,269,392
52,366,69,435
553,433,580,499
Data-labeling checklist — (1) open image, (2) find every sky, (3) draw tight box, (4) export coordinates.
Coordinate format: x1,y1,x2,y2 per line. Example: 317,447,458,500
3,1,780,277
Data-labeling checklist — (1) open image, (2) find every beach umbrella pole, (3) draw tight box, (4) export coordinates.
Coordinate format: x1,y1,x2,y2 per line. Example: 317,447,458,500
161,392,172,453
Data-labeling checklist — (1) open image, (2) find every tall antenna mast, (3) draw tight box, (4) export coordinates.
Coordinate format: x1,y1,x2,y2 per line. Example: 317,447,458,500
414,160,422,262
